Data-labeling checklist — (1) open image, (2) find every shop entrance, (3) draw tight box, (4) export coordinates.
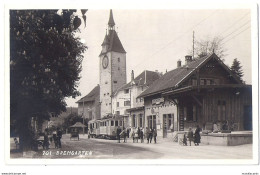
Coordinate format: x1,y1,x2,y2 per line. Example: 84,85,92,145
163,114,173,138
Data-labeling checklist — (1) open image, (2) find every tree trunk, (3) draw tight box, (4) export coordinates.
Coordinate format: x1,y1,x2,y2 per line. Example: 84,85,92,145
18,117,36,152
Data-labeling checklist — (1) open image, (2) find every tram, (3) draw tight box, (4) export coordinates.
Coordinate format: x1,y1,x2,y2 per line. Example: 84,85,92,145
88,115,125,139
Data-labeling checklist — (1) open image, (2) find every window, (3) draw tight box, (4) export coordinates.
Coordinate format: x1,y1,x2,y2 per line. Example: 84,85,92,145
136,98,138,103
132,115,136,127
116,111,120,115
118,67,120,70
114,81,117,84
124,89,129,94
192,79,197,86
148,115,156,129
124,100,130,106
118,57,120,62
115,121,118,126
107,93,109,95
139,114,143,127
104,93,106,96
117,102,119,107
119,120,122,126
111,120,114,126
105,81,108,84
200,79,205,85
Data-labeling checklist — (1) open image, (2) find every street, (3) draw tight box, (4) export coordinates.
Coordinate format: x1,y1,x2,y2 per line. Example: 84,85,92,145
10,134,252,159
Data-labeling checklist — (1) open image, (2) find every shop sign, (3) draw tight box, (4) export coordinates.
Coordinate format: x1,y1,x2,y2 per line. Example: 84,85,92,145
152,97,164,105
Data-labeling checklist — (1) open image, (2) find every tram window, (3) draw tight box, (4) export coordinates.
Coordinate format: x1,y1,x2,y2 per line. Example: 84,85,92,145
111,121,114,126
115,121,118,126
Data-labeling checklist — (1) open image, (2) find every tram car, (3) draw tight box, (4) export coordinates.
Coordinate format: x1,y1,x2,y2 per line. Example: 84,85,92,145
88,115,125,139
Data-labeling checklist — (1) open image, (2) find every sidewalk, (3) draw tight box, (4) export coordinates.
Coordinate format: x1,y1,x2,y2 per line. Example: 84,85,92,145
78,134,253,159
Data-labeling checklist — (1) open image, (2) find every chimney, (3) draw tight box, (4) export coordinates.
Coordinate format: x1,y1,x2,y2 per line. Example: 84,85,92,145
177,59,182,68
185,55,192,65
131,70,134,82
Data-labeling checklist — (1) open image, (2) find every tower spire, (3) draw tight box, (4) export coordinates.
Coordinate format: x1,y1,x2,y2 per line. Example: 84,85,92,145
108,9,115,30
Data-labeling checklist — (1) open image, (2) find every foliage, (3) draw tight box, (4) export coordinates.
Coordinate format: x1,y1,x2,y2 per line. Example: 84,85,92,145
62,113,87,132
10,10,87,150
230,58,244,80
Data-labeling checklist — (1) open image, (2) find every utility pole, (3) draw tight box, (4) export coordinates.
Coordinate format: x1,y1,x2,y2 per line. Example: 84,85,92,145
193,31,195,59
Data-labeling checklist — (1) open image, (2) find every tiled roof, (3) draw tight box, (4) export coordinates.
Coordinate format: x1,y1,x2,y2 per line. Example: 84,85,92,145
139,53,238,98
76,85,100,103
113,70,161,95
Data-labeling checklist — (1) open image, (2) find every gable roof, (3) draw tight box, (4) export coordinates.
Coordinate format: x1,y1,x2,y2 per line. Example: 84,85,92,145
76,85,100,103
138,53,242,98
113,70,161,96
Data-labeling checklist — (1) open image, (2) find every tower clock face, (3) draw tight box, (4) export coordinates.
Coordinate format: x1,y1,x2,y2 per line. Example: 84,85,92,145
102,55,109,69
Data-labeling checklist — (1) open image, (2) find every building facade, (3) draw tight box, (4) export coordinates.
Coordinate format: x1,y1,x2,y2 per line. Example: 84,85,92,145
139,54,252,133
76,85,100,121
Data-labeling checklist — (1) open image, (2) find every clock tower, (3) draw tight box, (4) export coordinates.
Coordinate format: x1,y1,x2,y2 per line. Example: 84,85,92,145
99,10,127,118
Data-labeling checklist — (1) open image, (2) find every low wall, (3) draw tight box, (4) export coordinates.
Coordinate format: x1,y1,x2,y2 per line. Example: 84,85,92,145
177,131,252,146
201,132,252,146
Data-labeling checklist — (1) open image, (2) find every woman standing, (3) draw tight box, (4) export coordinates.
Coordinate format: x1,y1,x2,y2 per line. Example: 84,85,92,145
194,125,201,146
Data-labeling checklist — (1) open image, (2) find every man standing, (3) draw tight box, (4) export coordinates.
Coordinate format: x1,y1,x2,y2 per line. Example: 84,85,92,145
57,127,62,148
149,128,153,143
145,127,150,144
153,129,157,144
116,126,121,143
140,128,144,143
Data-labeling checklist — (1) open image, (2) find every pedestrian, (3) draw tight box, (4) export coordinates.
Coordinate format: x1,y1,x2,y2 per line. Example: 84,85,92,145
213,122,219,133
183,133,187,146
57,127,62,148
116,126,121,143
52,130,58,148
187,127,194,146
131,129,136,143
43,129,49,150
153,129,157,144
222,120,228,131
137,127,141,139
145,127,150,144
127,128,130,138
123,128,127,143
140,128,144,143
149,128,153,143
194,125,201,146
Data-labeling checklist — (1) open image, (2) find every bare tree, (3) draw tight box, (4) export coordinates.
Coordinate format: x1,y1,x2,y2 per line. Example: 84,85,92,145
190,36,227,60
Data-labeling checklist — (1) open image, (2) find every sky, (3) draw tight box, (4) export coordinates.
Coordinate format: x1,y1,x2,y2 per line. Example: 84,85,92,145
66,8,253,107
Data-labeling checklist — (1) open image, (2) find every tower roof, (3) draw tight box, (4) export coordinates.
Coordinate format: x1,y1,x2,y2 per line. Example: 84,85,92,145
108,9,115,27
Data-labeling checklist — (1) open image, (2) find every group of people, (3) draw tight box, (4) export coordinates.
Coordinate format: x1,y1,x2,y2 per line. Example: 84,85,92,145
116,127,157,144
182,125,201,146
43,127,62,150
